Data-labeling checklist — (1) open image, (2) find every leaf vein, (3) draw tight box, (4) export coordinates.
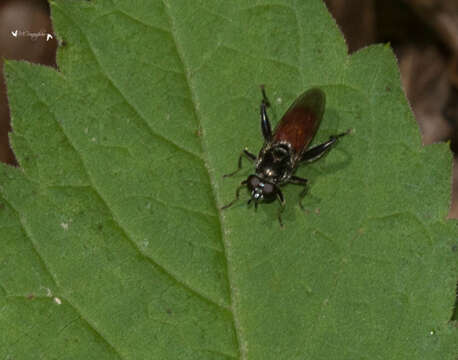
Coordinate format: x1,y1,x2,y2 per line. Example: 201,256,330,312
59,296,125,360
53,3,204,161
161,0,244,357
0,197,59,290
18,76,230,310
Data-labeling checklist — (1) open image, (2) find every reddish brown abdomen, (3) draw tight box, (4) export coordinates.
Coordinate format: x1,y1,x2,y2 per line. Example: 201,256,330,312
273,88,325,154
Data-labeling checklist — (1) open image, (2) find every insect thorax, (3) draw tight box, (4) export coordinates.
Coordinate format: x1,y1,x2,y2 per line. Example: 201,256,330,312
255,143,295,184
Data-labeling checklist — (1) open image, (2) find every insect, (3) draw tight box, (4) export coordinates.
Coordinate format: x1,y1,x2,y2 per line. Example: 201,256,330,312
222,86,350,226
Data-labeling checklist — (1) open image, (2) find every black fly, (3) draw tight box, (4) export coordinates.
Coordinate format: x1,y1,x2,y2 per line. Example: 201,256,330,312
222,86,350,226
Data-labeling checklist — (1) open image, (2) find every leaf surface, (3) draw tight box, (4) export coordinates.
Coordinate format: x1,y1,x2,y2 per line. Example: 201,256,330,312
0,0,456,359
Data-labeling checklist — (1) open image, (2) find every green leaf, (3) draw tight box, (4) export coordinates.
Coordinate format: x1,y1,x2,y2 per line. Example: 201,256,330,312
1,0,456,358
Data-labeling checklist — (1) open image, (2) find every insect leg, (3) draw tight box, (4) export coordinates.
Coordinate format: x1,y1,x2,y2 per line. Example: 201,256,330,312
260,85,272,142
276,187,286,228
289,176,308,210
221,180,247,210
223,149,256,178
301,129,351,163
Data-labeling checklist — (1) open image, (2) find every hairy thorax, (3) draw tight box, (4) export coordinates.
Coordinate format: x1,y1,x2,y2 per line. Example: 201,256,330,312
255,143,295,184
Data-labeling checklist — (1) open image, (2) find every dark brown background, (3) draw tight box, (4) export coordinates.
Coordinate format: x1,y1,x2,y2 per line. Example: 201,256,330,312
0,0,457,217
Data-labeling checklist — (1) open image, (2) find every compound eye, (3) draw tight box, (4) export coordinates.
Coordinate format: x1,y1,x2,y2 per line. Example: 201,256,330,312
263,182,274,194
247,175,261,190
262,182,277,202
